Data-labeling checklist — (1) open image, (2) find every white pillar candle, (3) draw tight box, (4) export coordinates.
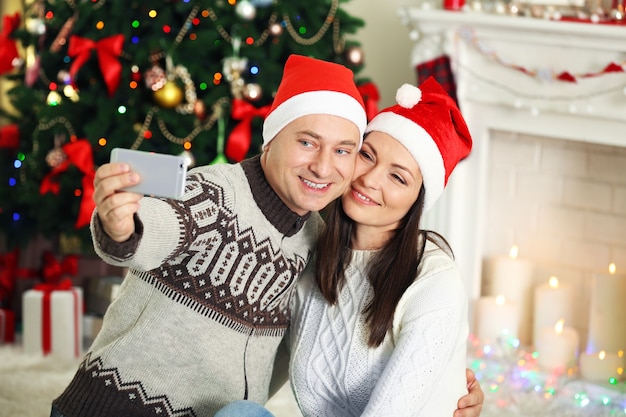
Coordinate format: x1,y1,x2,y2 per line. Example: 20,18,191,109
536,319,579,374
475,295,520,345
579,350,625,382
587,264,626,353
487,246,534,345
533,276,575,349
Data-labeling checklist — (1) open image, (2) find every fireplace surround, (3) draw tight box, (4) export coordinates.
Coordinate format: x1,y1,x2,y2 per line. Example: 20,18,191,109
399,8,626,341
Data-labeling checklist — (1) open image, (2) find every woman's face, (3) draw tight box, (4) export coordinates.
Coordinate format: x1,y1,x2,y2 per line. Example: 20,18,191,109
341,131,423,234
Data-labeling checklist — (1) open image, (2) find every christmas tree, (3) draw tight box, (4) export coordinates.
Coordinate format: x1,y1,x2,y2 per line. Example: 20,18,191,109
0,0,378,252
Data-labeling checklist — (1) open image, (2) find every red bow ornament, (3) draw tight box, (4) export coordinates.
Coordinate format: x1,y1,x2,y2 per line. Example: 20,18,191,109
0,248,38,302
358,81,380,122
0,12,21,76
0,249,19,302
0,124,19,149
39,139,96,229
68,34,125,96
41,251,78,285
226,98,271,162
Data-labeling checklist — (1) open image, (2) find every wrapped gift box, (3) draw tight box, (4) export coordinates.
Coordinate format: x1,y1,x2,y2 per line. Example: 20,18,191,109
85,276,123,316
22,279,83,359
0,309,15,344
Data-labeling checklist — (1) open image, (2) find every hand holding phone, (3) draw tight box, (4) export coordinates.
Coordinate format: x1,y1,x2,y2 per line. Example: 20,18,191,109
110,148,187,199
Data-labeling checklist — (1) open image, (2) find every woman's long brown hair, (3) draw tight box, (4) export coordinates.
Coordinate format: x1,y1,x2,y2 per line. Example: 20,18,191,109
315,185,453,347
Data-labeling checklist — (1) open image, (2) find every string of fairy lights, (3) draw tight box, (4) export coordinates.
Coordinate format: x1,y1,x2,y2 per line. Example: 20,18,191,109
468,334,626,416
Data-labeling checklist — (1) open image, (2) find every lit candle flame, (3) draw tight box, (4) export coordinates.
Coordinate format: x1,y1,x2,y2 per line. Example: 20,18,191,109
496,294,506,305
549,276,559,288
509,245,519,260
554,319,564,334
599,351,606,360
609,263,616,274
618,350,624,358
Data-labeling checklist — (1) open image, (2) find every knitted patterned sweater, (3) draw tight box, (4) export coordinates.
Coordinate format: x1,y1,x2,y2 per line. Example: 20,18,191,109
289,243,469,417
53,156,323,417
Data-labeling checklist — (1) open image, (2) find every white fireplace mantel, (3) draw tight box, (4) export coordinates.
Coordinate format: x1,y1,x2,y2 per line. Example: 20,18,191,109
398,9,626,301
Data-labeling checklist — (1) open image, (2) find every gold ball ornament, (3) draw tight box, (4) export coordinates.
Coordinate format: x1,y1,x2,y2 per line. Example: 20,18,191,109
153,80,184,109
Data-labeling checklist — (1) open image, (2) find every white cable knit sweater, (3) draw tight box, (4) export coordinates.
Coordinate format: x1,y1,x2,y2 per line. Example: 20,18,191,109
288,242,469,417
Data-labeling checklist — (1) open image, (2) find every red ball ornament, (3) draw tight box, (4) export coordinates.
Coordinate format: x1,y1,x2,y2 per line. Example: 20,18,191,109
46,147,67,168
144,65,166,91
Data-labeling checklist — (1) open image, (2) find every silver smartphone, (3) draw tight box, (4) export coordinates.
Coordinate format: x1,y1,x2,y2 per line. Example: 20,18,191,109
110,148,187,199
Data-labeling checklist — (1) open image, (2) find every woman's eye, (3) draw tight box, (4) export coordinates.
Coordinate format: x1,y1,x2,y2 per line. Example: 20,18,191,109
359,150,373,161
392,174,406,185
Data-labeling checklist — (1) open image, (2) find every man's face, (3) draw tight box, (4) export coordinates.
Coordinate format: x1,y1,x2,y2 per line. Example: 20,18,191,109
261,114,360,216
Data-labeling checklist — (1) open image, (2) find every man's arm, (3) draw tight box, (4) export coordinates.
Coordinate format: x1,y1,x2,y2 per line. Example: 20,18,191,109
454,369,484,417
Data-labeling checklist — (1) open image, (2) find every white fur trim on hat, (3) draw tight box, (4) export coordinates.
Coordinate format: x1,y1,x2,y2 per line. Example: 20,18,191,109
365,111,445,211
262,90,367,148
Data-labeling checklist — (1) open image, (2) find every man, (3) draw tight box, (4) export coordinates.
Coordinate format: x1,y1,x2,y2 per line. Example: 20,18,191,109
52,55,483,417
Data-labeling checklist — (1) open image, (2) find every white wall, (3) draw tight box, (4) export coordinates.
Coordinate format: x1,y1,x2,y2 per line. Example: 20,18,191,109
343,0,417,108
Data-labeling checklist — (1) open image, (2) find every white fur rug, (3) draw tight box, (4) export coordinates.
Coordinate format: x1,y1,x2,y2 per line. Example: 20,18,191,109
0,345,80,417
0,345,301,417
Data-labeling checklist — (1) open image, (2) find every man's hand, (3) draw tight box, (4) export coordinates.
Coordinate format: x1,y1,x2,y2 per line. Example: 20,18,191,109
454,368,484,417
93,162,143,242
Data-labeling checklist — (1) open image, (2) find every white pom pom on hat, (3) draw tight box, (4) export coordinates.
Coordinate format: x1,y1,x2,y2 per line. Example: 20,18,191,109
395,83,422,108
365,77,473,211
262,54,368,148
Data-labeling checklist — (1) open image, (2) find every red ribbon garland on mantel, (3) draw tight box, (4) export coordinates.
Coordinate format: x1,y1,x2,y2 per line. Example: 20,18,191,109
0,12,20,76
39,139,96,229
32,278,79,357
67,34,125,96
226,98,271,162
460,28,625,83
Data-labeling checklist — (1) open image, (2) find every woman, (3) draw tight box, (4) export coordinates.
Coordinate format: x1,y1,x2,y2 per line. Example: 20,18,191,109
216,78,479,417
289,77,473,417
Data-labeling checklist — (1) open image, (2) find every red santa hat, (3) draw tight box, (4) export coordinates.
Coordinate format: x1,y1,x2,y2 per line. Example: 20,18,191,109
262,54,367,148
365,77,473,211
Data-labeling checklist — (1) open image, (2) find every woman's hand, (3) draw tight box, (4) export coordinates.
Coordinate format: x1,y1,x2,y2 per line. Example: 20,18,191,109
454,369,484,417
